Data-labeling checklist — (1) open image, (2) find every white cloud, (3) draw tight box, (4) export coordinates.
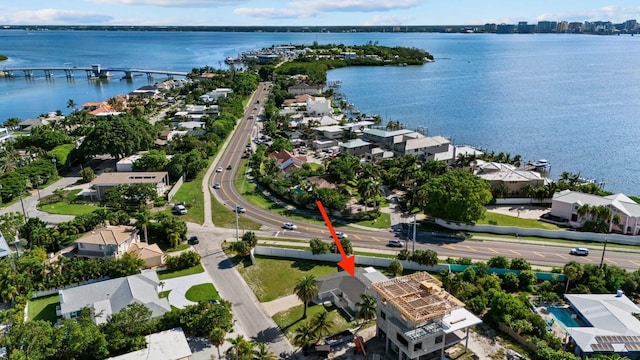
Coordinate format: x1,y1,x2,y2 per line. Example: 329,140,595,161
233,8,314,20
0,9,112,25
235,0,424,20
91,0,246,7
537,6,640,23
363,15,412,26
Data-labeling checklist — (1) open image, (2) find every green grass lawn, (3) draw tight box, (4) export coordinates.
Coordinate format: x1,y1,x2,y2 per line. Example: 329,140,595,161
38,202,101,216
157,263,205,280
166,244,191,252
210,194,262,230
237,256,339,302
27,295,60,323
353,212,391,229
477,212,561,230
185,283,220,302
159,290,171,298
169,159,212,223
273,302,353,338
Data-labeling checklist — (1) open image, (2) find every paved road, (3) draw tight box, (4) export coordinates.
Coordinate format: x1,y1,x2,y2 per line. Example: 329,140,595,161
187,223,294,359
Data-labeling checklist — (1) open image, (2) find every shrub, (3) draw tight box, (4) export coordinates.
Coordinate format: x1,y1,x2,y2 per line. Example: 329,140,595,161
166,251,201,271
309,238,330,255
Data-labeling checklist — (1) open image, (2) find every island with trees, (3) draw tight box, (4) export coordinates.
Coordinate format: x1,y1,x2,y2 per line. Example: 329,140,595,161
0,54,7,61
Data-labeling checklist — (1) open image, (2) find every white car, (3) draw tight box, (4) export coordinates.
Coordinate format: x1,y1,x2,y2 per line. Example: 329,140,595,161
570,247,590,256
216,167,223,173
335,232,348,239
213,183,221,189
173,204,188,215
282,222,297,230
388,239,405,248
235,206,246,213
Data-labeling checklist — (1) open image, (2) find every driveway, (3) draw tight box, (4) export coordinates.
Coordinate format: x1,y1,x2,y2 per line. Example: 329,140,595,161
160,272,213,309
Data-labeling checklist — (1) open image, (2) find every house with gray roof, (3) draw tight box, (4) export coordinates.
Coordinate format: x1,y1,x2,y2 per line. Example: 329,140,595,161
551,190,640,234
339,139,373,157
362,128,414,148
563,292,640,359
90,172,170,201
394,135,451,159
315,267,388,320
58,271,170,325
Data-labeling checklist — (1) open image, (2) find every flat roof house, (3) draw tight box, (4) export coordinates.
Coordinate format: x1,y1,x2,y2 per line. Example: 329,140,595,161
339,139,373,157
107,327,192,360
91,172,170,201
394,135,451,159
372,272,482,360
75,225,140,260
362,128,415,149
58,271,170,325
288,83,324,95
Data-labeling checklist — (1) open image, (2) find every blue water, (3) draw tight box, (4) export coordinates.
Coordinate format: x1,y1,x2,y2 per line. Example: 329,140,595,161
548,307,586,328
2,30,640,195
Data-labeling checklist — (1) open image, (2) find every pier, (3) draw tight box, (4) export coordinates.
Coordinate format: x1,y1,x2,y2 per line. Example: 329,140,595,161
0,64,189,80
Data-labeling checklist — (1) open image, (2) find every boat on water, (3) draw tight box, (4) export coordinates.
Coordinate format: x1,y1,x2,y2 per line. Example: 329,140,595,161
528,159,551,174
224,56,243,65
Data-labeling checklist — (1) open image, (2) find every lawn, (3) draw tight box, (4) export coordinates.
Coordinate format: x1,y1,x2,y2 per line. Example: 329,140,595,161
157,263,204,280
166,244,190,252
353,212,391,229
273,302,353,338
210,194,262,230
38,202,101,216
27,294,60,323
478,212,561,230
185,283,220,302
237,256,339,302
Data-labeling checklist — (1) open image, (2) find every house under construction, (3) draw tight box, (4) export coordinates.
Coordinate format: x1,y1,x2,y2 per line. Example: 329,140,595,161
371,272,482,360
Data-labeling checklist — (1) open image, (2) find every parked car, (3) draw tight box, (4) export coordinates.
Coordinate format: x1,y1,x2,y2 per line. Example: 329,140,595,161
188,236,199,245
227,165,232,170
173,204,188,215
213,183,221,189
335,232,348,239
570,247,590,256
216,167,223,173
388,239,405,248
282,222,297,230
235,206,246,213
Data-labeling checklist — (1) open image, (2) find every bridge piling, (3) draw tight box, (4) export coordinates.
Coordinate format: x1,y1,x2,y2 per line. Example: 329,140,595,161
23,70,34,78
64,69,74,78
44,70,53,78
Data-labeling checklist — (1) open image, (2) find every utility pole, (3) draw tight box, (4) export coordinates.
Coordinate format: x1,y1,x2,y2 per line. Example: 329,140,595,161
412,214,417,255
235,203,239,242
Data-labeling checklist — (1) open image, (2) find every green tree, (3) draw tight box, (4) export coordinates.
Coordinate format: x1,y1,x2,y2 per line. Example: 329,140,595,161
226,334,252,360
134,209,151,243
329,238,353,255
241,231,258,248
294,275,318,319
510,258,532,270
355,293,377,324
292,322,315,350
387,258,403,277
357,177,383,210
311,311,334,343
100,303,153,356
420,169,492,223
56,308,109,360
79,166,96,183
132,149,169,172
78,114,157,160
487,255,510,269
3,320,58,360
309,238,330,255
410,249,439,267
563,261,584,294
253,342,277,360
208,327,227,359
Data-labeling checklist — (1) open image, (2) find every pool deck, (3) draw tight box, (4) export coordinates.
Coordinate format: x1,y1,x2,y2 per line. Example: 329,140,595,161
536,305,572,339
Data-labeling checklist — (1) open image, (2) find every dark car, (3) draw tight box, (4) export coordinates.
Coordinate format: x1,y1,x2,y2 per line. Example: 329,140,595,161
227,165,232,170
188,236,199,245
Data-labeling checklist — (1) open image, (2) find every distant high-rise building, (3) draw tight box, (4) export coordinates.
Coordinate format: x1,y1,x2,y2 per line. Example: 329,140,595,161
624,19,638,31
496,24,516,34
517,21,536,34
536,21,558,33
557,21,569,33
484,23,497,32
568,22,583,33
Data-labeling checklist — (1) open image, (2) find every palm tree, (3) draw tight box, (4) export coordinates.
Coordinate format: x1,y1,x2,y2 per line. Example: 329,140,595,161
357,178,383,211
563,261,584,294
66,99,77,113
253,342,276,360
134,209,151,242
311,311,333,343
208,327,226,359
355,293,377,325
292,322,315,350
226,334,252,360
294,275,318,319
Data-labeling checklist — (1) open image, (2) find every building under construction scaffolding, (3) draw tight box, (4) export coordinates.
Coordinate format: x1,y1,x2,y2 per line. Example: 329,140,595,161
371,272,482,360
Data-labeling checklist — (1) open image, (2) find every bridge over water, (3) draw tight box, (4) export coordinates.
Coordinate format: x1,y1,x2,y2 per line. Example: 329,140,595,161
0,64,189,80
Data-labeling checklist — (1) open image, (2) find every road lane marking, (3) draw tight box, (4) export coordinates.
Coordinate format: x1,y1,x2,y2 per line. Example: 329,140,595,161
510,250,522,256
556,254,568,260
629,260,640,268
488,248,498,254
465,246,477,252
533,252,545,258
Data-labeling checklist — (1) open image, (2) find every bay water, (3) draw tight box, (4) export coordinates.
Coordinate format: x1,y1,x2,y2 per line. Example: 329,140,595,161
1,30,639,195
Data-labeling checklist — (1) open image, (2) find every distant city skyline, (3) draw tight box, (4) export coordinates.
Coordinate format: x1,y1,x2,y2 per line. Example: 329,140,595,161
0,1,639,27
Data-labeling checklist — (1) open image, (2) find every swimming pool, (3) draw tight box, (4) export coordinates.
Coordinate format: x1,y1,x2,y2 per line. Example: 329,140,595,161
548,307,587,328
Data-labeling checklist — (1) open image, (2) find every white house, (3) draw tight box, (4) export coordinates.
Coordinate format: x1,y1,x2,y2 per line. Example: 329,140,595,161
107,327,192,360
372,272,481,360
306,97,332,116
394,135,451,159
58,271,171,325
550,190,640,234
90,172,170,201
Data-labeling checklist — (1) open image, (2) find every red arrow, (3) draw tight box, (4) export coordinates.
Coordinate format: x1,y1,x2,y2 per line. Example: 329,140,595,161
316,200,355,276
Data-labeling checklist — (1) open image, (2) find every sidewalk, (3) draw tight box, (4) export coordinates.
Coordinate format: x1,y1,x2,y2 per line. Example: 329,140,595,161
261,294,302,317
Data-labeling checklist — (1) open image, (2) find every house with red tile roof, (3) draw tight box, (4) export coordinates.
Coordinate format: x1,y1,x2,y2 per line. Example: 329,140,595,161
268,150,307,174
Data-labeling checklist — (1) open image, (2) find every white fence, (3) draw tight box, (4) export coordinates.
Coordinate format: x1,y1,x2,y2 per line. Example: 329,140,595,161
166,175,185,202
254,247,449,272
435,218,640,246
494,198,548,205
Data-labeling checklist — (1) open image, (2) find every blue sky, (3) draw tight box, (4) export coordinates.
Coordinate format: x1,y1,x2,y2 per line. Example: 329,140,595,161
1,1,639,26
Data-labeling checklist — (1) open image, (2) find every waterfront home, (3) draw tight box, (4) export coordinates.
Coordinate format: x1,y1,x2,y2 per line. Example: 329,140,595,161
394,135,451,159
362,128,415,149
74,225,140,260
550,190,640,234
365,147,395,162
287,82,324,95
306,96,333,116
475,160,548,195
371,272,481,360
339,139,373,157
90,172,170,201
315,125,344,140
129,85,160,98
561,292,640,359
0,128,11,143
268,150,307,174
57,271,170,325
283,94,314,107
199,87,233,103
